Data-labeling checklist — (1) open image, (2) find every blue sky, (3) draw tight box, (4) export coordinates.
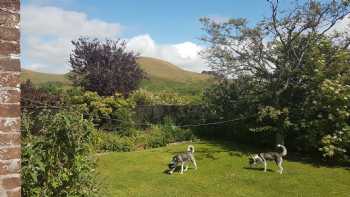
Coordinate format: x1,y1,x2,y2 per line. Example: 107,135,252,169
23,0,274,44
22,0,341,73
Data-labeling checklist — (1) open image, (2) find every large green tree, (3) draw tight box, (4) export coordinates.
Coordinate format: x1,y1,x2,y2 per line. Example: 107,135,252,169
201,0,350,160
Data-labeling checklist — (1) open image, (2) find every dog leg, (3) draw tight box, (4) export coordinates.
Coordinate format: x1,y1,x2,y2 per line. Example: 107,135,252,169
169,167,175,174
180,163,184,174
193,159,197,170
277,158,283,174
184,165,189,172
262,158,267,172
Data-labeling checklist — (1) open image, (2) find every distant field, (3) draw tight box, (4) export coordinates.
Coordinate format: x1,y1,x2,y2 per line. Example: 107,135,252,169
96,141,350,197
21,57,212,95
137,57,209,83
21,69,71,85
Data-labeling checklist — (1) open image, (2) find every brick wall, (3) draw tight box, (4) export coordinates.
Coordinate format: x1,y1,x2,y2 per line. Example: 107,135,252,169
0,0,21,197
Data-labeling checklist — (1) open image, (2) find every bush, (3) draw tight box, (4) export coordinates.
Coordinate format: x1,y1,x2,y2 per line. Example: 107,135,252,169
21,80,64,111
145,119,196,149
66,90,136,136
130,89,197,105
69,37,145,96
21,110,97,197
95,131,136,152
95,118,196,152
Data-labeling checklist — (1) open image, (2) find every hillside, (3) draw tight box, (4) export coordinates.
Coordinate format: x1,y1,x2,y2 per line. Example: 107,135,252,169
21,69,71,85
137,57,208,83
21,57,212,95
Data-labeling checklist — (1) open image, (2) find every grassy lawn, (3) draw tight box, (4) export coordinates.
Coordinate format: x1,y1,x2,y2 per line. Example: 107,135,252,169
97,141,350,197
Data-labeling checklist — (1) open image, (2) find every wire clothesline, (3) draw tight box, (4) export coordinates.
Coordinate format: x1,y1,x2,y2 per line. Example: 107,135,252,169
96,115,256,128
21,98,257,128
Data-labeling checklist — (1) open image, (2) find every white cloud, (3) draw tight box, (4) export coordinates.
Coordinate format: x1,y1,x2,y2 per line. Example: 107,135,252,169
22,5,122,73
22,6,207,74
331,14,350,33
127,35,207,72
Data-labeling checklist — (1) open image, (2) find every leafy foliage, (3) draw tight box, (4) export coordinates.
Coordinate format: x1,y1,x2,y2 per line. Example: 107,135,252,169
95,131,136,152
67,89,136,136
143,119,196,149
21,80,63,110
69,37,146,96
21,110,97,197
201,0,350,161
130,88,200,105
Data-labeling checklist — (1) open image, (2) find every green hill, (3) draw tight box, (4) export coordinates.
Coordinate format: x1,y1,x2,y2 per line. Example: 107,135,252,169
21,57,212,95
21,69,70,85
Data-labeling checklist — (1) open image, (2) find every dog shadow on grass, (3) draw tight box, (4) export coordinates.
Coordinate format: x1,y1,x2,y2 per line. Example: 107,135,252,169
162,166,196,175
243,167,274,172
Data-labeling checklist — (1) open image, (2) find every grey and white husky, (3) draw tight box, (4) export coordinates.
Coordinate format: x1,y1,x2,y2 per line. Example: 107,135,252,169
248,144,287,174
168,145,197,174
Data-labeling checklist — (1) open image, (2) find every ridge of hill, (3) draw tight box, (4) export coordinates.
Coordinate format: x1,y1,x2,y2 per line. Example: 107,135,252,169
21,57,212,95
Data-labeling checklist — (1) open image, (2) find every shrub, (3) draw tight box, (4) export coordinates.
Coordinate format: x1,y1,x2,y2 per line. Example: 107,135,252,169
69,37,145,96
21,80,63,111
21,110,97,197
130,89,197,105
95,131,136,152
145,125,167,148
67,90,136,136
145,119,196,149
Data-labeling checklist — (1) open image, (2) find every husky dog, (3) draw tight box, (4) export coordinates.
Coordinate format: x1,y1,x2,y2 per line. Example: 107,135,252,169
168,145,197,174
248,144,287,174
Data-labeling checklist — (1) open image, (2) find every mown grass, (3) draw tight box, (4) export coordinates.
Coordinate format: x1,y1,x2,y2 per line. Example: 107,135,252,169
96,141,350,197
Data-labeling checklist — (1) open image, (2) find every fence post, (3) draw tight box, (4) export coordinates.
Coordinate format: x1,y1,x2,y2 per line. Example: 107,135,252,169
0,0,21,196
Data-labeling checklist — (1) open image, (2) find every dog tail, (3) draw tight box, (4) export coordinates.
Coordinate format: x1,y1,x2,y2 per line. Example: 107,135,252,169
187,145,195,153
277,144,287,156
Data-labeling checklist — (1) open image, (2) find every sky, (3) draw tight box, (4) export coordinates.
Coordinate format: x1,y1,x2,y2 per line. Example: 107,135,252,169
21,0,349,74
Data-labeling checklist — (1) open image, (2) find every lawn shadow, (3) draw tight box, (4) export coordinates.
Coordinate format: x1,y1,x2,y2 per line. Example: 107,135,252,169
162,166,196,175
163,169,171,174
166,145,226,161
285,153,350,169
203,140,350,169
243,166,274,172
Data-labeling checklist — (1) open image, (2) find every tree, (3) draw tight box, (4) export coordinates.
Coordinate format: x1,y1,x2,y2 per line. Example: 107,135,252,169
69,37,146,96
201,0,350,146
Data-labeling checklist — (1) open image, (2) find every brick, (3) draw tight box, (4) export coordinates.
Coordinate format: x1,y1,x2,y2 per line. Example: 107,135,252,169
0,58,20,71
0,89,20,104
0,147,20,160
0,105,20,117
0,118,20,133
6,190,20,197
0,41,19,55
0,27,19,41
0,72,20,88
0,1,20,12
0,10,19,28
0,160,20,175
0,133,20,146
6,189,21,197
0,0,20,193
0,176,20,190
